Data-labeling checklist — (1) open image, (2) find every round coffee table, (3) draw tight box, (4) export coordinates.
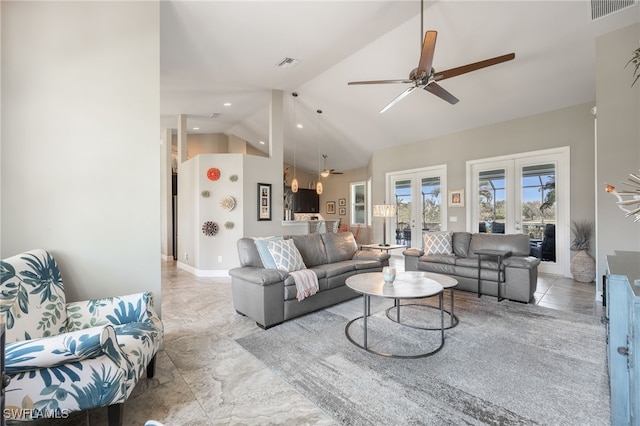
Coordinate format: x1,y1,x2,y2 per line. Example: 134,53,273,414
385,271,459,329
345,271,444,358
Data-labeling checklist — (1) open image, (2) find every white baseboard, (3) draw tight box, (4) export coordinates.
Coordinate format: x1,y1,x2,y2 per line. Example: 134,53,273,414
176,261,230,277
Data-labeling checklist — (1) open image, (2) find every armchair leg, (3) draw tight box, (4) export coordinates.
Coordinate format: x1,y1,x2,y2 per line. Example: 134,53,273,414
147,355,157,379
108,403,124,426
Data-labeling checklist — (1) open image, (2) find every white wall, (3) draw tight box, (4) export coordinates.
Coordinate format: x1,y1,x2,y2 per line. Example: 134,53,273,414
177,154,244,273
595,23,640,293
175,91,287,274
1,2,162,309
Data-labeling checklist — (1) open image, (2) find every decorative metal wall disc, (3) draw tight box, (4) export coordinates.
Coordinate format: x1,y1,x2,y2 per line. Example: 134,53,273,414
207,168,221,181
220,196,236,212
202,221,219,236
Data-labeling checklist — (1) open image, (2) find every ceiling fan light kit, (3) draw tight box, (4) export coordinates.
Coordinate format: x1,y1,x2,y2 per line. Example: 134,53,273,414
348,1,515,113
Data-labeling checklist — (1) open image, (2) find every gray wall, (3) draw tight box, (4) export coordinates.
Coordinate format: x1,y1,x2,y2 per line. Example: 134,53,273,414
595,22,640,290
370,102,596,243
1,2,162,308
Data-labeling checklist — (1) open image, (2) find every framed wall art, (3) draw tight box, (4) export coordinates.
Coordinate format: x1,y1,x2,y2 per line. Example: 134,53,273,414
339,207,346,216
257,183,272,221
326,201,336,214
448,190,464,208
339,198,346,206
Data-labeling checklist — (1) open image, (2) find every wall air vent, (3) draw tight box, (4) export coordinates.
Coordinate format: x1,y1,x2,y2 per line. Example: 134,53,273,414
591,0,636,20
275,57,301,69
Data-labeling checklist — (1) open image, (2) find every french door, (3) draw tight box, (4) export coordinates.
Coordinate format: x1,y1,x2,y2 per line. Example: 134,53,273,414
387,165,447,248
467,148,570,275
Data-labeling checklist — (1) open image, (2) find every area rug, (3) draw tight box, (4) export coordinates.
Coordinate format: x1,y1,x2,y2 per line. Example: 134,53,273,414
236,294,610,425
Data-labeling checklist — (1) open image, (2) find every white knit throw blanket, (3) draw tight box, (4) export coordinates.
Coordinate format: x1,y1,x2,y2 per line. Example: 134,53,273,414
288,269,319,302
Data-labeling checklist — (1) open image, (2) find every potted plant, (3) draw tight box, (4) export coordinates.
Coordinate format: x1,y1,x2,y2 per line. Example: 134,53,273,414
625,41,640,87
570,220,596,282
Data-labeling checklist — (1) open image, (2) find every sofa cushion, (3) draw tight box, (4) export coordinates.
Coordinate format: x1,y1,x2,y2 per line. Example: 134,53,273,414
418,262,456,275
452,232,472,258
237,238,264,268
456,257,501,271
268,239,306,272
354,260,383,271
253,236,283,269
419,254,457,265
469,233,531,257
423,231,453,255
292,234,329,267
318,261,357,278
321,232,358,263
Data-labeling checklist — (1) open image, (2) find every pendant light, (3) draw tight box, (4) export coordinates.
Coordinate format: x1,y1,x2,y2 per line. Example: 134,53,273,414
291,93,299,193
315,109,323,195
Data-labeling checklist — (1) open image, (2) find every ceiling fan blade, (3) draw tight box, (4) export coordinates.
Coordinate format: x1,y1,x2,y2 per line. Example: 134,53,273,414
379,86,417,114
417,30,437,76
348,79,413,85
434,52,515,81
424,82,459,104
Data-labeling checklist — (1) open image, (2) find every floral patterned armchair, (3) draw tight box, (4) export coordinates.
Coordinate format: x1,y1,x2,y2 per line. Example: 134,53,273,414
0,249,163,425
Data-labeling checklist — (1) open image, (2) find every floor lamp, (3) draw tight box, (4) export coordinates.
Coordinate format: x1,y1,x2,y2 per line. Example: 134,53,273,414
373,204,396,246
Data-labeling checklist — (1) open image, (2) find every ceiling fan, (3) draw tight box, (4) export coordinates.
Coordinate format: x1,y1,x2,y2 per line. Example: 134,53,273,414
320,154,343,177
348,1,515,113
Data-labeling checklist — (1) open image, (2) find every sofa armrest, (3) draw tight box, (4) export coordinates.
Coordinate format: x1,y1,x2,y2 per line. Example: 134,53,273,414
352,251,390,263
403,248,424,271
5,325,126,374
503,256,541,269
403,248,424,257
229,267,288,286
66,292,160,331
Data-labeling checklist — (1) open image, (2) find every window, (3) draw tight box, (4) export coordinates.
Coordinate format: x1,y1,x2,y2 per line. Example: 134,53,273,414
387,165,447,247
467,147,568,275
351,181,366,225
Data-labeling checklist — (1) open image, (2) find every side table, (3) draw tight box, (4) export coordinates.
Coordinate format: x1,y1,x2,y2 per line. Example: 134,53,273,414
359,244,406,253
475,249,512,302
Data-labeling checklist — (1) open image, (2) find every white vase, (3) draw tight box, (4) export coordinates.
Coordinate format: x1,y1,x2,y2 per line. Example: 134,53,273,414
570,250,596,283
382,267,396,283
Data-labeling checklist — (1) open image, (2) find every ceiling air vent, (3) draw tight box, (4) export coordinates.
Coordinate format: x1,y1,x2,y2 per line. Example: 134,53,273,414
591,0,636,20
275,57,300,69
208,113,221,119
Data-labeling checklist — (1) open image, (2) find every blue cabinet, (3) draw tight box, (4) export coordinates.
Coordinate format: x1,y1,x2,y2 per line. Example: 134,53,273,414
607,251,640,425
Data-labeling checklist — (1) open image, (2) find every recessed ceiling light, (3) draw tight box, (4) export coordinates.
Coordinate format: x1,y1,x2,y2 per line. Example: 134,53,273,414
223,102,231,107
193,127,200,130
296,124,303,129
259,140,265,145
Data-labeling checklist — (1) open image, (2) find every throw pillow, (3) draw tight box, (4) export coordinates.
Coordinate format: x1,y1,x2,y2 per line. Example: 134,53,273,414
423,231,453,255
254,236,283,269
267,239,306,272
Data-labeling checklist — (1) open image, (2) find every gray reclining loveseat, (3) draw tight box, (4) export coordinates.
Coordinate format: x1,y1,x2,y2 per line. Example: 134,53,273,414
403,232,540,303
230,232,390,329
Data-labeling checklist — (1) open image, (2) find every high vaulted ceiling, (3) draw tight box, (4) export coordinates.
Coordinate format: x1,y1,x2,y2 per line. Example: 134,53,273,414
160,1,639,175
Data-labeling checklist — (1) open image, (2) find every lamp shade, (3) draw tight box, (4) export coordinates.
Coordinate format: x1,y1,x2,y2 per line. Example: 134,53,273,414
373,204,396,218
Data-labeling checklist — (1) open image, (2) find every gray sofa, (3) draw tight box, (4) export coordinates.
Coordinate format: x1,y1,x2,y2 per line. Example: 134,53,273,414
403,232,540,303
229,232,390,329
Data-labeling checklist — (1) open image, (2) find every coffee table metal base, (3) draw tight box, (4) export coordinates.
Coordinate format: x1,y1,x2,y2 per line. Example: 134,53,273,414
344,293,445,359
385,288,459,330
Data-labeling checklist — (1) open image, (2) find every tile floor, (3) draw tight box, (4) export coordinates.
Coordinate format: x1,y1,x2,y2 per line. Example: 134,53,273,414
28,255,603,426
